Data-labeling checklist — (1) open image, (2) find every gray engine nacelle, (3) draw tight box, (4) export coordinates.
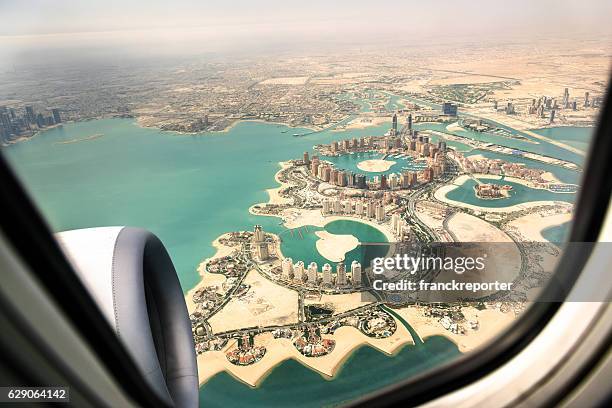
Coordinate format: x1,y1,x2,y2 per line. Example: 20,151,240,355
56,227,198,408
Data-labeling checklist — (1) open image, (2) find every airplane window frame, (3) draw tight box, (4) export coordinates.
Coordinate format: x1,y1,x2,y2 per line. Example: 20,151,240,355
0,80,610,408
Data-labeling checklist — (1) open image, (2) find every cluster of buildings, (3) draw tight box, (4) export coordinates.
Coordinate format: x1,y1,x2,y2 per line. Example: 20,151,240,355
358,309,397,338
251,225,273,261
475,183,512,199
293,326,336,357
454,153,553,185
496,88,602,124
226,334,267,366
322,198,387,221
306,134,447,191
191,286,224,319
280,257,362,288
0,105,62,143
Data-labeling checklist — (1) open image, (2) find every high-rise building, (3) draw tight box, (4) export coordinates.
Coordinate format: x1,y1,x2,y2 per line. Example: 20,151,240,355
303,151,310,165
51,109,62,124
336,263,346,285
322,264,332,285
409,172,418,186
366,200,377,218
294,261,305,282
282,257,294,279
380,174,388,190
407,114,413,130
343,200,352,214
392,113,398,134
442,102,458,116
356,174,367,189
322,200,332,215
25,106,35,124
36,113,46,128
331,141,338,152
584,92,590,108
351,261,362,286
550,109,556,124
307,262,318,284
255,242,269,261
355,200,365,216
253,225,265,243
332,199,342,214
375,203,385,222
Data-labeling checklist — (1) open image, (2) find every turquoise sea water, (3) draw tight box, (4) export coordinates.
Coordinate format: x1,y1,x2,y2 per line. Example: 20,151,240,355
541,222,571,244
1,114,592,407
532,127,593,153
323,151,425,180
280,219,389,268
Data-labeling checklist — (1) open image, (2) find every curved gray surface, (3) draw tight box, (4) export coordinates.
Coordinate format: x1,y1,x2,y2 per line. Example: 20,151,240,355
112,227,198,408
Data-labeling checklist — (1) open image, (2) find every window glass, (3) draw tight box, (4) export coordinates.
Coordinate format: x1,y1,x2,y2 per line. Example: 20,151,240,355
1,1,610,406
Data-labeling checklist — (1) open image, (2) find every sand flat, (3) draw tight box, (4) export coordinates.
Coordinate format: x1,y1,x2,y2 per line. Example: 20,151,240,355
357,159,396,172
314,230,359,262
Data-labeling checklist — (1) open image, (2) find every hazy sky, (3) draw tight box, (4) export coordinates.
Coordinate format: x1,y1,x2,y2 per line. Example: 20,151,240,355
1,0,611,63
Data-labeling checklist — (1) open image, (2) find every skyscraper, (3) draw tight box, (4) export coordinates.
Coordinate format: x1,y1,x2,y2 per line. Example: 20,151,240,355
307,262,318,283
356,174,367,189
407,114,413,130
322,264,332,285
442,102,458,116
351,261,362,286
253,225,265,243
392,113,398,135
51,108,62,124
336,263,346,285
25,106,35,124
303,151,310,165
282,257,294,279
375,203,385,222
255,242,269,261
380,174,388,190
294,261,305,282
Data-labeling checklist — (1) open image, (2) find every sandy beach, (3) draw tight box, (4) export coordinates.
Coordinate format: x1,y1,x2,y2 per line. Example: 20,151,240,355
341,115,391,130
357,159,396,172
507,211,572,242
392,305,516,353
314,230,359,262
197,321,415,387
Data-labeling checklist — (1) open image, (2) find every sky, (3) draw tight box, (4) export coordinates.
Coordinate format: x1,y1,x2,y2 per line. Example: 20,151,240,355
1,0,611,64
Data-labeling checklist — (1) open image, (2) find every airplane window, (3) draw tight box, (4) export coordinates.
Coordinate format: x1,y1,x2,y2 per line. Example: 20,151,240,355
1,1,611,407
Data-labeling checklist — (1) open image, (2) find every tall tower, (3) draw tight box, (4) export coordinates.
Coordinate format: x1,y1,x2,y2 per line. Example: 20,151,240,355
303,151,310,165
336,262,347,286
407,114,412,130
255,242,269,261
51,108,62,124
253,225,265,243
380,174,388,190
25,106,35,124
351,261,362,286
392,113,398,135
294,261,305,282
307,262,318,284
322,263,332,285
376,203,386,222
282,257,294,280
